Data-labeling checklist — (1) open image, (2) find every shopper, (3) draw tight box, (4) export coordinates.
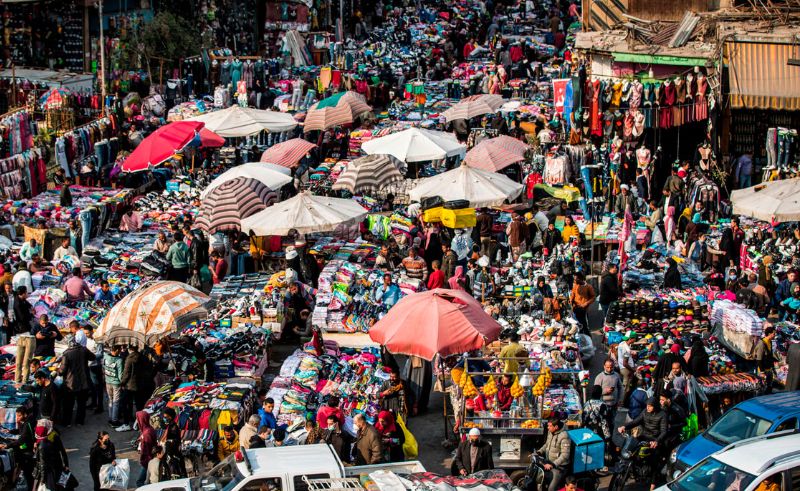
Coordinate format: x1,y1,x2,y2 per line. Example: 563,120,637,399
593,359,623,410
12,264,33,295
353,413,383,465
32,419,68,491
324,415,352,463
33,370,59,422
117,344,141,431
89,431,116,491
239,414,261,450
145,446,167,485
304,417,324,445
58,338,96,427
1,407,34,491
598,264,620,317
316,396,344,430
136,410,157,487
103,345,124,426
376,411,405,462
166,232,191,282
570,273,595,334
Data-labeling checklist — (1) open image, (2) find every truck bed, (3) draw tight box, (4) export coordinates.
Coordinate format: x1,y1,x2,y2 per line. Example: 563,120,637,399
344,461,427,476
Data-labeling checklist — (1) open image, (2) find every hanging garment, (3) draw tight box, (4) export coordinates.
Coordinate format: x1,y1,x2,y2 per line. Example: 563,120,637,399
695,76,708,121
230,60,243,89
685,74,695,123
590,79,602,137
673,78,686,127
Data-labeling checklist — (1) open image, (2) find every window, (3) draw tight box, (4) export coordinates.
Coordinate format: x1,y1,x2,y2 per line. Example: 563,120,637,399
241,478,283,491
293,474,331,491
775,419,797,432
790,466,800,490
705,409,773,445
752,472,783,491
670,457,755,491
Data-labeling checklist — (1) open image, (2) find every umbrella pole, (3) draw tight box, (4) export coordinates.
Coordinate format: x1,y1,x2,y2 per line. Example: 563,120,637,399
441,373,449,440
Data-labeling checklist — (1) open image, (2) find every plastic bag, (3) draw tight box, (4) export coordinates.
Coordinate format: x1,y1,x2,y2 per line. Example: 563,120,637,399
396,414,418,459
100,459,130,491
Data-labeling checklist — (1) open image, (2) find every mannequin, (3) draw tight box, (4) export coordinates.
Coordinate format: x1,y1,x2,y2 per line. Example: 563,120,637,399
696,142,714,171
231,57,243,89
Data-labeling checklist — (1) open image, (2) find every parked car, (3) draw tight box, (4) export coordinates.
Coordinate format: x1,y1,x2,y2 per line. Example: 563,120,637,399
670,391,800,479
658,430,800,491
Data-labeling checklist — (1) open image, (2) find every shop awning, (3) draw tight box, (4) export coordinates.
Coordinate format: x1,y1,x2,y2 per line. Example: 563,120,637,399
611,52,708,66
727,41,800,111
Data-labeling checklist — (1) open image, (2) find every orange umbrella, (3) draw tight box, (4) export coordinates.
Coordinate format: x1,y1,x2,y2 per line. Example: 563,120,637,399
368,289,502,360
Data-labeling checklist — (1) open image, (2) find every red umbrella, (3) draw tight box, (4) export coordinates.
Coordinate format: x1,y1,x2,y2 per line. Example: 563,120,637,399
122,121,204,173
199,128,225,148
369,289,502,361
260,138,318,168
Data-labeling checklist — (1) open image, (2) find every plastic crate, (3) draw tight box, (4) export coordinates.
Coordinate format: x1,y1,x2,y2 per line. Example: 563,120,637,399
422,206,443,223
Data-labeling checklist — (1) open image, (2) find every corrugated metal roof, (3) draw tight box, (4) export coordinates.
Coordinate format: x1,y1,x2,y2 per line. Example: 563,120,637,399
728,41,800,111
669,12,700,48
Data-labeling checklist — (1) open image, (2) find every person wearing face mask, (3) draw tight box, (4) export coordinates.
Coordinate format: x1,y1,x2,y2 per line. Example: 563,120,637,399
353,413,383,465
663,257,682,289
89,431,116,491
324,415,353,463
453,428,494,476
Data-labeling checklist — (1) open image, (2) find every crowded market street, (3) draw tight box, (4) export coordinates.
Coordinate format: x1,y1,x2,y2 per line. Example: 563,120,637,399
0,0,797,491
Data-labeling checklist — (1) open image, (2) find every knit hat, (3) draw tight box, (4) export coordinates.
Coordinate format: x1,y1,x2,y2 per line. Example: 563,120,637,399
468,428,481,436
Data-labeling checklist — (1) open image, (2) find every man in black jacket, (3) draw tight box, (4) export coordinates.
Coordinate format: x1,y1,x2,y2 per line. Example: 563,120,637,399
453,428,494,476
34,370,59,422
2,407,34,490
598,264,620,318
58,340,96,426
619,397,668,489
323,415,353,463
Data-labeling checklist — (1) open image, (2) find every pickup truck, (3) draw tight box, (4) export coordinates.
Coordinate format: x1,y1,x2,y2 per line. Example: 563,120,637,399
138,443,426,491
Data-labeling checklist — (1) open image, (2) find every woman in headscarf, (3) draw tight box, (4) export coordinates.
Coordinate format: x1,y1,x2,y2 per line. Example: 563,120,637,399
89,431,116,491
448,265,466,291
32,419,68,491
686,336,710,378
582,384,612,440
664,257,682,289
375,411,406,463
136,410,158,487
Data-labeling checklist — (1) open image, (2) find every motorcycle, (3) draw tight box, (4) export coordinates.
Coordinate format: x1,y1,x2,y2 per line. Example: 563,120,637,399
520,453,598,491
607,435,657,491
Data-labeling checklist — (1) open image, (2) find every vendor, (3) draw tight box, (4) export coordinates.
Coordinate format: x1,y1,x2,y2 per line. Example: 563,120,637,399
153,232,171,255
379,369,409,420
561,216,579,244
19,239,41,263
496,374,514,410
120,208,143,232
499,331,528,374
52,238,78,263
32,314,60,358
94,280,115,303
402,246,428,281
63,267,95,302
373,273,401,308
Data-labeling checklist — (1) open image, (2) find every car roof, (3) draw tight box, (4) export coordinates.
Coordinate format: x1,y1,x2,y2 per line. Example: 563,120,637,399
714,433,800,475
242,444,341,478
735,392,800,422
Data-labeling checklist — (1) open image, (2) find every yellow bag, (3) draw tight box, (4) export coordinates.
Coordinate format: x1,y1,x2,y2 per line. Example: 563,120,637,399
397,414,418,460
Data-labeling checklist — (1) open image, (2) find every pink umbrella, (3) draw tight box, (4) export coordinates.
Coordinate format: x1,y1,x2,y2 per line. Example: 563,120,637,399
369,289,502,361
464,136,529,172
122,121,204,173
260,138,318,168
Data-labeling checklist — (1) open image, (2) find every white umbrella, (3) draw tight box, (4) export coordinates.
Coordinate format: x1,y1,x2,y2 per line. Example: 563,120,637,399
241,191,368,236
409,163,524,208
201,162,293,199
361,127,466,163
190,106,297,137
732,178,800,223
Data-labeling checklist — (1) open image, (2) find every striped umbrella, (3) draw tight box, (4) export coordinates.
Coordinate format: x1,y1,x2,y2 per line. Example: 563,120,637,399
195,177,277,233
96,281,209,348
260,138,318,168
442,98,497,122
463,94,505,110
303,91,372,132
464,136,530,172
332,155,405,194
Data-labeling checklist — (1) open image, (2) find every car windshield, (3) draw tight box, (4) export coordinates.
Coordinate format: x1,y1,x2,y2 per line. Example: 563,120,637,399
670,457,755,491
705,408,772,445
191,456,244,491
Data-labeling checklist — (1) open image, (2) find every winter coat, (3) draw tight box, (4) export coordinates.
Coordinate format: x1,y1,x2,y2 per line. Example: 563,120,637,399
353,424,383,465
453,439,494,474
624,409,667,443
120,351,140,391
58,343,95,391
538,429,572,468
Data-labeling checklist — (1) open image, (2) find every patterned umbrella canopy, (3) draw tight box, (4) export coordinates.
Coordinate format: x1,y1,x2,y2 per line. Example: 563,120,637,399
303,91,372,132
201,162,292,199
464,94,505,110
241,191,367,236
38,87,72,109
463,136,530,172
96,281,209,348
260,138,318,168
196,177,278,233
332,154,405,194
442,98,497,122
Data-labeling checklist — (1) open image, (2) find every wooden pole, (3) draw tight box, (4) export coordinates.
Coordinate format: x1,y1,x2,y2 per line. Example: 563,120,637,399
10,64,16,108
